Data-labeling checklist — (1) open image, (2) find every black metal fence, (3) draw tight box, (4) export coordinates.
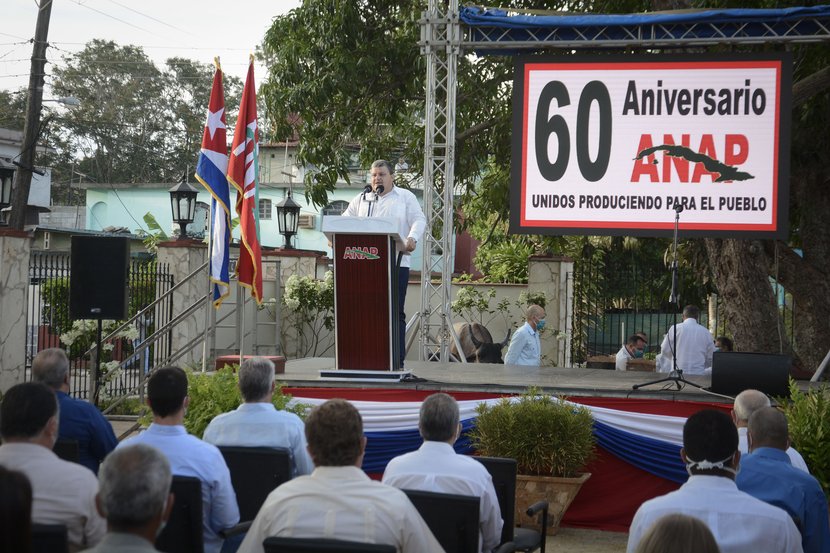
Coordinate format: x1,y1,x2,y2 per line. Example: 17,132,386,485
568,252,794,365
27,251,174,400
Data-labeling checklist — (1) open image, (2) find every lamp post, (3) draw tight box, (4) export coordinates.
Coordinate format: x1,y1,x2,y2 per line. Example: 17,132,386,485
0,162,13,226
169,174,198,240
276,189,301,249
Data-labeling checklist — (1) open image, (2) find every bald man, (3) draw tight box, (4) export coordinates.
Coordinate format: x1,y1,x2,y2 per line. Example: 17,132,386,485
736,407,829,553
504,305,545,367
732,389,809,473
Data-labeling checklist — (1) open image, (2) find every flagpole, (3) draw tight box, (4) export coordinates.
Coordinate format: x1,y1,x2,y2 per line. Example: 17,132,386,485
239,293,246,366
201,200,214,373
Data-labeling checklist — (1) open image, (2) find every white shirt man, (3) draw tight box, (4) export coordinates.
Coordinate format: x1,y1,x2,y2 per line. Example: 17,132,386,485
0,382,106,552
203,357,314,476
383,394,502,553
657,305,714,375
627,409,802,553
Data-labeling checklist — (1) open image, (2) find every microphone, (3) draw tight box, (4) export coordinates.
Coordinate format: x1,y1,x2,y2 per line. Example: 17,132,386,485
674,204,684,214
375,185,385,195
362,185,372,196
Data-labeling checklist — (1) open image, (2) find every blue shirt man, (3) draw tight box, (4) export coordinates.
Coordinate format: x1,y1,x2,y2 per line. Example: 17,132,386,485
203,357,314,477
32,348,118,473
118,367,239,553
736,407,829,553
505,305,545,366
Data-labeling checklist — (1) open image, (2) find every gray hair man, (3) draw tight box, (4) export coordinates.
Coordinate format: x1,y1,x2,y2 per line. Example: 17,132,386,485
0,382,106,550
81,444,173,553
732,389,809,472
203,357,313,476
383,393,503,552
32,347,118,474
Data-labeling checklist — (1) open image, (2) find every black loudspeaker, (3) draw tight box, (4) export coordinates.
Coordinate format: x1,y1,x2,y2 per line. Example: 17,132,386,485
710,351,791,398
70,236,129,320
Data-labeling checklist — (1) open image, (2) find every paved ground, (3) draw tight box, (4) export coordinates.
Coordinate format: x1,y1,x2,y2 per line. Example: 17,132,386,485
549,528,628,552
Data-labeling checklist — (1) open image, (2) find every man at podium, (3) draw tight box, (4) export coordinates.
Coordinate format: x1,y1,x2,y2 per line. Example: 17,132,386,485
344,160,426,366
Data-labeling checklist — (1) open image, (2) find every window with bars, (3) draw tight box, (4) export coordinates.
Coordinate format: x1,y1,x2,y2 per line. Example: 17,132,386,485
259,199,272,219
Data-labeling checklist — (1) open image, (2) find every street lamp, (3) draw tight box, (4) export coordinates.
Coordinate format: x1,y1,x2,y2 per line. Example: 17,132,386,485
168,174,198,240
0,161,14,226
276,189,301,249
42,96,81,108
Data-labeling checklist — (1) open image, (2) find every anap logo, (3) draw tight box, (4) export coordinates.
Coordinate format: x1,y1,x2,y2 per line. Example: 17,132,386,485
343,246,380,260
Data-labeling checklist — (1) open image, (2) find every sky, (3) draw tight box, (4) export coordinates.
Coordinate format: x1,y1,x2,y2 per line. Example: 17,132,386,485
1,0,302,94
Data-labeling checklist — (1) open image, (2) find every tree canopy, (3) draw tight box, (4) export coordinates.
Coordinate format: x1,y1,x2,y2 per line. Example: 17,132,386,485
259,0,830,371
25,40,244,201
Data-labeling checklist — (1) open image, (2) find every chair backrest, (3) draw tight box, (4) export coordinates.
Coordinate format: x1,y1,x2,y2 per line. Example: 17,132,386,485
263,537,397,553
475,456,517,544
218,446,293,521
31,523,68,553
403,489,480,553
52,438,80,464
156,475,204,553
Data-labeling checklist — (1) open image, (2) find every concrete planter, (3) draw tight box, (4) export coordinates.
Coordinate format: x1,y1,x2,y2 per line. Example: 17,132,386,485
515,472,591,535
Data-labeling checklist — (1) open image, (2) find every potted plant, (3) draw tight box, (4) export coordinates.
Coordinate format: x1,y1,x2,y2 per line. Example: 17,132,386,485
468,388,596,534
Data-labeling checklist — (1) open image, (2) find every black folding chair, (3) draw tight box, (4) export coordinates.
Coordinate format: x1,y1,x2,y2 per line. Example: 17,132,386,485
403,488,480,553
219,446,293,522
263,537,397,553
52,438,80,464
156,475,204,553
475,456,549,553
31,523,69,553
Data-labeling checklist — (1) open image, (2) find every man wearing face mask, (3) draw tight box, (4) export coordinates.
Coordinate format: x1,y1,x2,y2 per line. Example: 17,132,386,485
505,305,546,366
615,334,648,371
626,409,802,553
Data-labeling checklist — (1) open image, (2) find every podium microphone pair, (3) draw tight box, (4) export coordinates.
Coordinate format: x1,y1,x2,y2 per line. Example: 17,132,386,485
362,184,384,200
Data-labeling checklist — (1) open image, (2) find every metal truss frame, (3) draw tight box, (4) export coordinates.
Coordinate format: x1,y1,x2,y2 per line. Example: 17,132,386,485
418,6,830,362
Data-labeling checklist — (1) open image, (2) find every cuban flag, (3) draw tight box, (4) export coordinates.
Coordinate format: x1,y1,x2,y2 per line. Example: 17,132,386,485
195,58,231,307
228,56,263,304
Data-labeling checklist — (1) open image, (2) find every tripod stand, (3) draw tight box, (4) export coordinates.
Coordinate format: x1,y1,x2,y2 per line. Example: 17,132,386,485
633,206,706,391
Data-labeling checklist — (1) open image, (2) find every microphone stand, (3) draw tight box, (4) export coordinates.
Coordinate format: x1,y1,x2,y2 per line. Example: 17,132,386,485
633,206,705,391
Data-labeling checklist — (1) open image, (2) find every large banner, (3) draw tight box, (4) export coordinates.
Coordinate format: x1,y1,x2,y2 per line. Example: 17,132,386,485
510,54,791,238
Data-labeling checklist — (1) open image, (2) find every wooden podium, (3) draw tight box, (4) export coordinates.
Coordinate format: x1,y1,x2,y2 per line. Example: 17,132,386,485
322,216,411,381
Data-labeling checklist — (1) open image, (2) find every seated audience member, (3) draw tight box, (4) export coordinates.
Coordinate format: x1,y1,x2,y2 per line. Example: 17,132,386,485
714,336,733,352
0,465,33,553
238,399,443,553
81,444,173,553
732,389,809,472
203,357,313,476
31,348,118,474
655,305,714,375
0,382,105,551
383,393,502,552
626,409,801,553
117,367,239,553
634,514,721,553
736,407,829,553
615,334,647,371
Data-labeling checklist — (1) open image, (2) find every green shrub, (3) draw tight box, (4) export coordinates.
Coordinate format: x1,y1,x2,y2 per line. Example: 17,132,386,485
139,366,310,438
468,388,596,477
780,380,830,496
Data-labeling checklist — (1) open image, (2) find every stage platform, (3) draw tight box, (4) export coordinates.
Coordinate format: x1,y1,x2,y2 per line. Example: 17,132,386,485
281,357,731,404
